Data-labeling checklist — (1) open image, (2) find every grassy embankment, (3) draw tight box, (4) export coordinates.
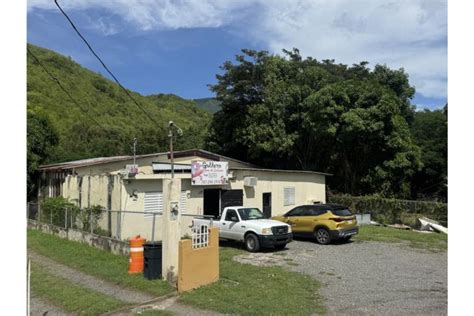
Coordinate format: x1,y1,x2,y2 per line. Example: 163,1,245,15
28,229,326,315
354,225,447,251
27,229,173,296
31,264,127,315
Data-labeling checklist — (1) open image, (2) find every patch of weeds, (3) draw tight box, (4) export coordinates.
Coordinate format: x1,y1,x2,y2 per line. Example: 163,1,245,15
354,225,447,252
27,229,173,296
31,264,127,315
180,246,325,315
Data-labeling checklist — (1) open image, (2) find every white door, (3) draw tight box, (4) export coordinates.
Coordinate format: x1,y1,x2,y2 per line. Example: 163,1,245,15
220,209,240,240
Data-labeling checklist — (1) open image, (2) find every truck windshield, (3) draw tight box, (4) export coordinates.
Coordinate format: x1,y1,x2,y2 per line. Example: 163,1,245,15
238,208,265,220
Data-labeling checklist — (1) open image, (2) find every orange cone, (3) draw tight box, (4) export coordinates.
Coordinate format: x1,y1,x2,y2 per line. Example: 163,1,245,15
128,235,145,273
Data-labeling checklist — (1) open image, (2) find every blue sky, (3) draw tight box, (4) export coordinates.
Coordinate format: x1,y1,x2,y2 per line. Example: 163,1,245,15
27,0,447,109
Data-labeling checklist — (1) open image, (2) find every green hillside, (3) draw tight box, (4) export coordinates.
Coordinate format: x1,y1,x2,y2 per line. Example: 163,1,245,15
193,97,221,113
27,44,211,163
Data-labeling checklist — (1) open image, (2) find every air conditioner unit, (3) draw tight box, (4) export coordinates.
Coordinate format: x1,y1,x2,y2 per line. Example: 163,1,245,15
244,177,258,187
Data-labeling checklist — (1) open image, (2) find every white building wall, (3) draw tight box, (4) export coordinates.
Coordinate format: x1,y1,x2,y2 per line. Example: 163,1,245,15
58,156,326,241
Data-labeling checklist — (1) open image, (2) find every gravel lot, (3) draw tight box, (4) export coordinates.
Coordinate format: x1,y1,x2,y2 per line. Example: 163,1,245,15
234,239,447,316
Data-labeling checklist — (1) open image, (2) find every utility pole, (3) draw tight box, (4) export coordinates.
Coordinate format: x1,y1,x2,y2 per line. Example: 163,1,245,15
168,121,182,179
163,121,183,286
132,137,137,166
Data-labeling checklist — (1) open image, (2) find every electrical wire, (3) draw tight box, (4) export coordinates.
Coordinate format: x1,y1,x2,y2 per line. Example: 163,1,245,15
54,0,161,126
28,47,147,157
27,46,109,133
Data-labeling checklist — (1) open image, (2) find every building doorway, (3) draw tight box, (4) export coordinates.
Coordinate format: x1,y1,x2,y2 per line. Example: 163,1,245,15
203,189,243,218
262,192,272,218
221,189,243,212
203,189,220,218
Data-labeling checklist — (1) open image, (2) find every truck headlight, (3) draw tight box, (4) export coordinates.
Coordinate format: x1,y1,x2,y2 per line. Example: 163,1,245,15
287,225,292,233
261,228,273,235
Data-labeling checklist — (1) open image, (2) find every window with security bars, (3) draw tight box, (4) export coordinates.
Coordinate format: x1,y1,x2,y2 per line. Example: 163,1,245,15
283,187,295,206
144,191,163,218
192,224,209,248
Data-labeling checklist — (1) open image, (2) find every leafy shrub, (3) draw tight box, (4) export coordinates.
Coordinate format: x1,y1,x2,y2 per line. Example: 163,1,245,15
40,197,79,227
77,205,105,232
328,194,447,227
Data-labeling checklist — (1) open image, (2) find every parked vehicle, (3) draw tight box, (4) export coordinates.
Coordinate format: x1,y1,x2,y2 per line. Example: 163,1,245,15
272,203,358,244
193,206,293,252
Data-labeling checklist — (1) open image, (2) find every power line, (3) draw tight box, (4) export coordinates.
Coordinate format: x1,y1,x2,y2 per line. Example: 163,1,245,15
28,47,134,151
54,0,161,126
27,46,108,133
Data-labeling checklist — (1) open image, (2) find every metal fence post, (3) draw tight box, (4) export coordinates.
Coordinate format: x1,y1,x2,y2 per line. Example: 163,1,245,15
151,213,156,242
80,208,84,231
38,203,41,223
90,209,93,234
27,257,31,316
65,208,68,229
27,202,30,221
50,209,53,225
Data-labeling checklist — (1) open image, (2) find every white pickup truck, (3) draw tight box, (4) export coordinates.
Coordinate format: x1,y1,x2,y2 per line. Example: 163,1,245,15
193,206,293,252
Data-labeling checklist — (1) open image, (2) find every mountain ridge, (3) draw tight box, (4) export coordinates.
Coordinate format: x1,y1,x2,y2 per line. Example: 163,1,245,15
27,43,211,163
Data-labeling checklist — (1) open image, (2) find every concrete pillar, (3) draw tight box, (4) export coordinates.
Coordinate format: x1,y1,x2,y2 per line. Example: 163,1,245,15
162,178,181,286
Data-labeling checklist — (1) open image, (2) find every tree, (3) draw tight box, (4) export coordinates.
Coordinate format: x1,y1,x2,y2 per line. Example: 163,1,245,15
206,49,422,198
410,106,447,201
27,107,59,200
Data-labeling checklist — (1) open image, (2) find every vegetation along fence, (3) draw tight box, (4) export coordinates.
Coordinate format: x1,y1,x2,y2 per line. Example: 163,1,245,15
328,194,447,227
27,197,215,243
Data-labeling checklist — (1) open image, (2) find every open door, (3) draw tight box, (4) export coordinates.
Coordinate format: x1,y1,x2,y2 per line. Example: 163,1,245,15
262,192,272,218
220,189,243,213
203,189,220,218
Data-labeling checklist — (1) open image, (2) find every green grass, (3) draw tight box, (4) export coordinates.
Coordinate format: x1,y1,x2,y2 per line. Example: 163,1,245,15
180,247,325,315
31,264,126,315
27,229,173,296
354,225,447,251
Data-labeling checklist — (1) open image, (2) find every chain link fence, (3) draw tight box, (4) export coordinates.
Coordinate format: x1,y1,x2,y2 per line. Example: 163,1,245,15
327,194,448,227
27,201,214,242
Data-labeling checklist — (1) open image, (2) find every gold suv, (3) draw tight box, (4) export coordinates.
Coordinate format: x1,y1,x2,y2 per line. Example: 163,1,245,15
272,204,358,244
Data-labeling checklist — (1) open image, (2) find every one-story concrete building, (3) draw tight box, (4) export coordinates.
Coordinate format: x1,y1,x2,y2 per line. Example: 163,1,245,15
38,149,330,240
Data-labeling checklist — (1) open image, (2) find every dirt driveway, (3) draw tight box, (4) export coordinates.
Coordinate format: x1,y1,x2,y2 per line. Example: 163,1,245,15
234,239,447,315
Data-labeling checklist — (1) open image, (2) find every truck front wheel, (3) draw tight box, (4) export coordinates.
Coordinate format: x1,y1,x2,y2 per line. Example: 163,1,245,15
245,233,260,252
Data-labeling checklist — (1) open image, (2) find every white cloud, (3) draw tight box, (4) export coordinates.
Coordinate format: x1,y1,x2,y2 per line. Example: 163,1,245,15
28,0,254,30
28,0,447,99
252,0,447,99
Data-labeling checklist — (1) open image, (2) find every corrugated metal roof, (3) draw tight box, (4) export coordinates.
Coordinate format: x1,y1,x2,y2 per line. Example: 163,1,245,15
38,149,330,177
230,167,332,176
152,163,191,171
39,154,159,171
39,149,256,171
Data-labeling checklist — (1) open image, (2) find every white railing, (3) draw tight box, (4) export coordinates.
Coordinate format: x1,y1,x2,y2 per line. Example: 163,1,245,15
192,224,209,248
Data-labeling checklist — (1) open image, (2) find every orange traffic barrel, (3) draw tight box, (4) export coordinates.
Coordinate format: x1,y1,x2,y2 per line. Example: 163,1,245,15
128,235,145,273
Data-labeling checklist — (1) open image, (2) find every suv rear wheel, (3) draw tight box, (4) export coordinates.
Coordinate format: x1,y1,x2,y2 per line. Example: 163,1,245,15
314,227,331,245
245,233,260,252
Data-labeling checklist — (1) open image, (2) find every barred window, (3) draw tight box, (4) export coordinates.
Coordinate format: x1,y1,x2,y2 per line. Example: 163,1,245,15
283,187,295,206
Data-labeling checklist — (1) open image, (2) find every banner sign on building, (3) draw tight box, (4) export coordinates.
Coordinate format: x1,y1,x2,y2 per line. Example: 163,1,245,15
191,160,228,185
